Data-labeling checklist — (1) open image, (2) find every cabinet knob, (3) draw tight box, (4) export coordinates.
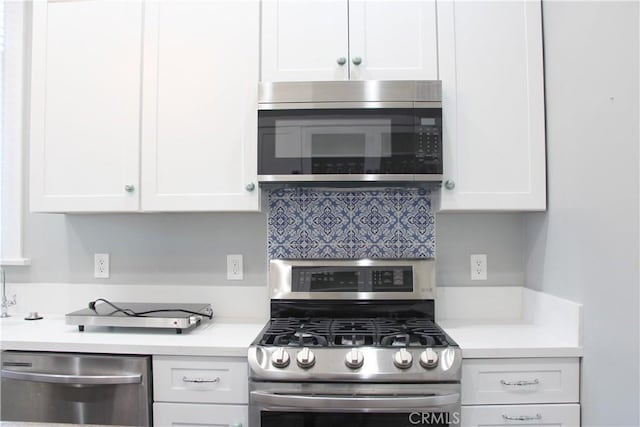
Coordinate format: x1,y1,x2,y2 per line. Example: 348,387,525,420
124,184,135,193
245,182,256,192
444,180,455,190
351,56,362,66
336,57,347,66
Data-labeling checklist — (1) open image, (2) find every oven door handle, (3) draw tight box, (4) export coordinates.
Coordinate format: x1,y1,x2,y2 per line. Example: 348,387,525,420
250,391,460,409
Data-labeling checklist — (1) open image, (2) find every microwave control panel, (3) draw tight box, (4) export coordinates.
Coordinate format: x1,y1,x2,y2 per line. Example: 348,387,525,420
416,117,442,173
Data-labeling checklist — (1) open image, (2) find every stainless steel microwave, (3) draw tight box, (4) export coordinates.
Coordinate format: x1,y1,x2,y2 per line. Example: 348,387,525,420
257,80,442,184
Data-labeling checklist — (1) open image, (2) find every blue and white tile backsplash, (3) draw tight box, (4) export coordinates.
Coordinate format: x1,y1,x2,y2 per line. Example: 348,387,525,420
267,187,435,259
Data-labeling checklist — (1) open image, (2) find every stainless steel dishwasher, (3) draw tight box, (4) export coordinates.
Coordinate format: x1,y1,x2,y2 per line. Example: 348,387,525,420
1,351,152,426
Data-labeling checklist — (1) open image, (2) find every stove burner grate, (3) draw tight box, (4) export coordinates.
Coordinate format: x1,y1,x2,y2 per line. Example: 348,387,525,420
258,317,452,348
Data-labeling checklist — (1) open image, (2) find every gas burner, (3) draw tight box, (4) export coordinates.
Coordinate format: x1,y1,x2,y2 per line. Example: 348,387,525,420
257,317,453,348
380,333,437,347
335,334,374,346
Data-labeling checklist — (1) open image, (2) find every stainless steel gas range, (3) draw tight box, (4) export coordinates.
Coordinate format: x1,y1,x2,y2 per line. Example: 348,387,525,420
248,259,461,427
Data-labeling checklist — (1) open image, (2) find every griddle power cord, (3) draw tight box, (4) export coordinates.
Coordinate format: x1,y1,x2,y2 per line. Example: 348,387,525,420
88,298,213,319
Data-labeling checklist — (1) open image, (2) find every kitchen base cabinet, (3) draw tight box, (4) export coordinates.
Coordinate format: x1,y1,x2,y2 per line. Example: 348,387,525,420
153,403,248,427
152,356,248,427
461,404,580,427
461,358,580,405
461,358,580,427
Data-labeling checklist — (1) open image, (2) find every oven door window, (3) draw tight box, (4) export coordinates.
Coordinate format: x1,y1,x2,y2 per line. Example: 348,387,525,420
258,109,440,175
261,411,455,427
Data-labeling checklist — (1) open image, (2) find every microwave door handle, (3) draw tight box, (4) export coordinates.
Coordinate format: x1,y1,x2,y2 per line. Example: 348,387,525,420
1,369,142,385
250,391,460,409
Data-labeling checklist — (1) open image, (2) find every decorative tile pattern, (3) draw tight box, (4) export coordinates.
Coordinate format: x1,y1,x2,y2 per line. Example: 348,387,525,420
267,187,436,259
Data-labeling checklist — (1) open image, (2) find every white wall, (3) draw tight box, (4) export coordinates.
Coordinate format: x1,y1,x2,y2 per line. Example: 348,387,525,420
5,209,526,288
526,1,639,425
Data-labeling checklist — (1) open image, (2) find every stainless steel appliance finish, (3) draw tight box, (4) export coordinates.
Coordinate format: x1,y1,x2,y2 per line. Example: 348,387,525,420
1,351,152,426
65,302,213,333
259,80,442,109
257,80,443,185
257,173,443,183
249,259,461,426
249,345,460,383
269,259,436,300
251,382,461,425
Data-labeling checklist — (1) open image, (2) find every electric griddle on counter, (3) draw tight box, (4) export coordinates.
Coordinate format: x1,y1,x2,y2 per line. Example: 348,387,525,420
65,300,213,334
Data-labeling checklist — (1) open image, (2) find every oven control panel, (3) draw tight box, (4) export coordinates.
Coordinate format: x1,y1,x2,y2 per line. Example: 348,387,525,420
291,266,413,293
249,346,461,382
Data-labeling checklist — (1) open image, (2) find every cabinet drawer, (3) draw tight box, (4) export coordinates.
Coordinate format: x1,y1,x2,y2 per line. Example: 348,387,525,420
153,402,248,427
461,404,580,427
461,358,579,405
153,356,248,404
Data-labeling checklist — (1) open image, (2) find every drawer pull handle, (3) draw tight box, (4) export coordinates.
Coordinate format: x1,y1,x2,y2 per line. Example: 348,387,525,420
502,414,542,421
500,379,539,386
182,376,220,384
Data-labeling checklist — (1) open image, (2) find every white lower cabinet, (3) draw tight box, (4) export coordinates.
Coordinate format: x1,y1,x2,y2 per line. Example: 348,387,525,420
461,358,580,405
152,355,248,427
461,358,580,427
462,404,580,427
153,403,248,427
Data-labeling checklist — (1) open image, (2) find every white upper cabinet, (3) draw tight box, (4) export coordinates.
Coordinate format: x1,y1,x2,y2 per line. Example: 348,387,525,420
437,0,546,211
261,0,438,81
30,0,143,212
140,1,259,212
261,0,349,81
348,0,438,81
30,0,260,213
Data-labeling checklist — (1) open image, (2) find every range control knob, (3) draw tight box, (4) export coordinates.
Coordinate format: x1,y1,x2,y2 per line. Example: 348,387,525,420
271,348,290,368
296,347,316,369
419,348,439,369
345,349,364,369
393,348,413,369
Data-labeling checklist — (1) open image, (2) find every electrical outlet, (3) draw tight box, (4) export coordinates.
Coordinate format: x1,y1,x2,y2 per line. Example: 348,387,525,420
470,254,487,281
94,253,110,279
227,254,243,280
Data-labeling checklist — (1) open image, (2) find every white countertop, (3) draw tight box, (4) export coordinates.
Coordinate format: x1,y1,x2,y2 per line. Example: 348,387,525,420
0,314,582,359
439,319,583,358
1,284,583,359
0,314,265,357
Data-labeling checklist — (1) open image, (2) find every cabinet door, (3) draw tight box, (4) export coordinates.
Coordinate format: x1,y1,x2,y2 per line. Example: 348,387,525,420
29,0,142,212
349,0,438,80
437,0,546,211
261,0,349,81
141,1,260,211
